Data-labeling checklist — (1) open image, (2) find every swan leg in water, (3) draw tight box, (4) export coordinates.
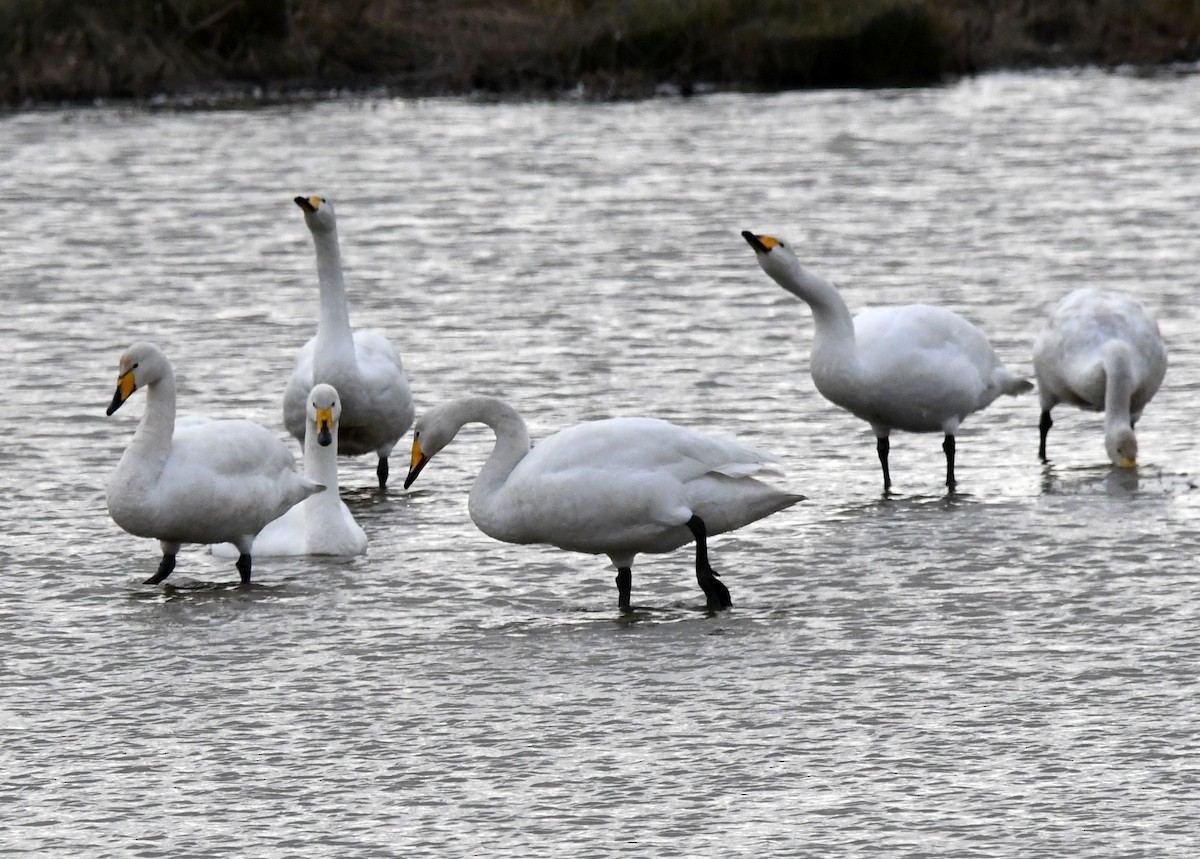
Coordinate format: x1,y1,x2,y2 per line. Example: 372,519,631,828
615,568,632,608
144,542,179,585
943,434,956,491
877,437,892,491
1038,410,1053,461
687,515,732,610
377,457,388,489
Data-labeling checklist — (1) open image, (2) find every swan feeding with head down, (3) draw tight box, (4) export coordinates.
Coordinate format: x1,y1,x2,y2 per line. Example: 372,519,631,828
216,383,367,558
403,395,804,610
743,231,1032,492
1032,287,1167,468
284,195,415,488
105,342,323,585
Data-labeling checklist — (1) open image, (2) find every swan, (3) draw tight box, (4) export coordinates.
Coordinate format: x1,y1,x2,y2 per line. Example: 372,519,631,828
105,342,323,585
1032,287,1167,467
743,231,1032,492
284,195,415,488
403,396,804,610
216,384,367,557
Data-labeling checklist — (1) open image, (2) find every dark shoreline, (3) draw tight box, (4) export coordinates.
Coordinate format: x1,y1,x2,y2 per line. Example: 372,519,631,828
3,0,1198,110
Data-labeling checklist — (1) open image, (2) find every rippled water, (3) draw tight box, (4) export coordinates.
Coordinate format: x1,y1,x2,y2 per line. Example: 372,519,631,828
4,68,1200,855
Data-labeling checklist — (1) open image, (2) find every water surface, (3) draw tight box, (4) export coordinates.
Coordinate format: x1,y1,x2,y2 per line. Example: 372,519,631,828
3,69,1200,855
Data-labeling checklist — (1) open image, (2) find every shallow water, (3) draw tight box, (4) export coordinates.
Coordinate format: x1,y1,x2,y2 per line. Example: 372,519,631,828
3,68,1200,855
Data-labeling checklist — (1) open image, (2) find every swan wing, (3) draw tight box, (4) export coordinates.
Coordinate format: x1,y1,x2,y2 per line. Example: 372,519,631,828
492,418,797,552
147,419,316,544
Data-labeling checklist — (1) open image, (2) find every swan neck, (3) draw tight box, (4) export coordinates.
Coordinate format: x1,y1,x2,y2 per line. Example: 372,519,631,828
457,398,532,526
777,260,857,359
304,428,340,495
130,370,176,467
1102,341,1134,428
311,228,354,351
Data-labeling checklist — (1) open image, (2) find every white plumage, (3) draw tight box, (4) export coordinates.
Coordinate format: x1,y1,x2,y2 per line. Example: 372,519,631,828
105,342,323,585
217,384,367,558
1032,287,1167,467
744,231,1032,491
404,395,804,609
283,196,415,488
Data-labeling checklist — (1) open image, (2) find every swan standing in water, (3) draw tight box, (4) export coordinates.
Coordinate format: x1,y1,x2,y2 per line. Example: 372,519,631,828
216,384,367,558
284,196,415,488
1032,288,1167,467
744,231,1032,492
105,342,323,585
403,396,804,610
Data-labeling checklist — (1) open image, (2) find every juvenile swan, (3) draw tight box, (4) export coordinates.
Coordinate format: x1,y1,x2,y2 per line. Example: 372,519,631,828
106,342,323,585
1032,288,1167,467
284,196,415,488
744,231,1032,492
403,396,804,609
216,384,367,557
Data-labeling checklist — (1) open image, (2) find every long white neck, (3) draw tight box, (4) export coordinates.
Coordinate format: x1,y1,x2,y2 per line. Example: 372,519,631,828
1102,340,1134,431
123,368,177,479
439,397,532,538
304,426,341,494
770,256,859,376
310,228,356,374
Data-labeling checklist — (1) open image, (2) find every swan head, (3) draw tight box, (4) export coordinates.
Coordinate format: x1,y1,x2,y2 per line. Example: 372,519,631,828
742,230,802,282
294,195,336,234
403,403,465,489
1107,426,1138,469
308,383,341,448
106,342,170,416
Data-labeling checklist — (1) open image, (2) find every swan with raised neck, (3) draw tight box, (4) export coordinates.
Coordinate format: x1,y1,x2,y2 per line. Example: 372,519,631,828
744,230,1032,492
284,195,415,488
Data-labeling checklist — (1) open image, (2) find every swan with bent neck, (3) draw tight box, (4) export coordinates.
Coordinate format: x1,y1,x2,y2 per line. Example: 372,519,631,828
284,195,414,488
105,342,323,585
404,396,804,610
217,384,367,557
744,230,1032,492
1032,288,1167,467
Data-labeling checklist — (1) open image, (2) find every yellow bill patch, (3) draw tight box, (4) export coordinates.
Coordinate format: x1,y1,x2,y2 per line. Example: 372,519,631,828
117,369,136,400
410,436,425,471
758,234,779,250
315,406,333,429
307,195,322,210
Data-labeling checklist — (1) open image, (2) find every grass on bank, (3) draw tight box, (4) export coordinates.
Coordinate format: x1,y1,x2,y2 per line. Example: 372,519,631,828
1,0,1198,105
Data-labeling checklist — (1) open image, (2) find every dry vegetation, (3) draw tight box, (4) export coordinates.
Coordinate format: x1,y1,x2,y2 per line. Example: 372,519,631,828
1,0,1198,106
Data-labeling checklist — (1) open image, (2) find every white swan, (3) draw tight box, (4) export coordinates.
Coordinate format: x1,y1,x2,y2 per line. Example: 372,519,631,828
403,396,804,609
105,342,323,585
284,195,415,488
1032,288,1167,467
216,384,367,558
744,231,1032,492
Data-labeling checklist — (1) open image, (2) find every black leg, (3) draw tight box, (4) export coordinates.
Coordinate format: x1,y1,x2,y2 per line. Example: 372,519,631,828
615,567,632,609
377,456,389,488
943,434,956,491
144,552,176,585
1038,410,1053,461
876,436,892,491
236,553,252,584
686,515,732,610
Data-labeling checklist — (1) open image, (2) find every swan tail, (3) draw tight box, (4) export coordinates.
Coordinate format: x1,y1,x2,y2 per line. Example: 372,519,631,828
994,367,1035,397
